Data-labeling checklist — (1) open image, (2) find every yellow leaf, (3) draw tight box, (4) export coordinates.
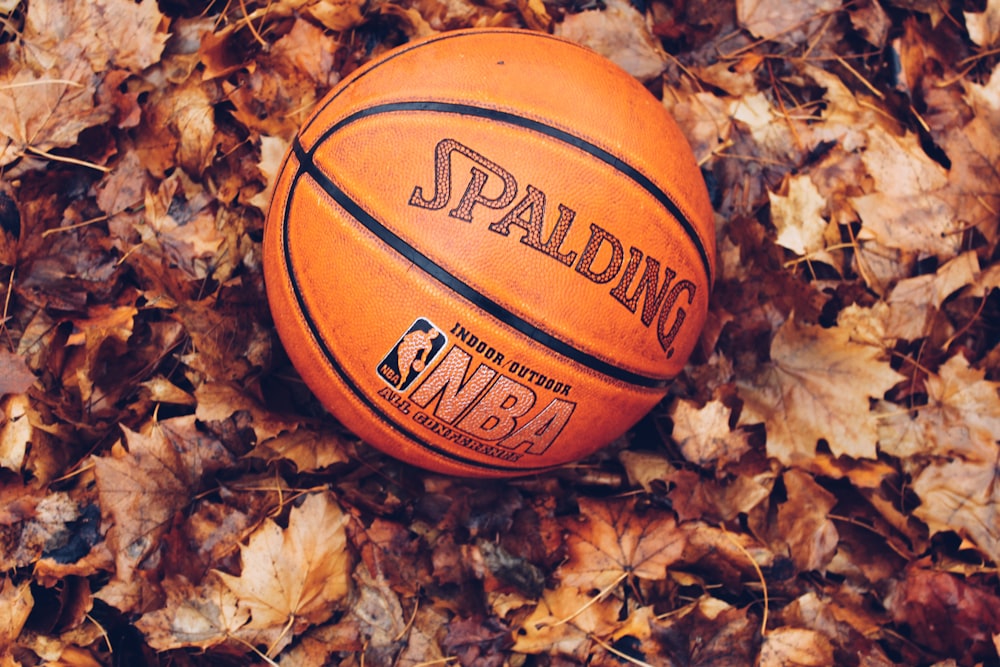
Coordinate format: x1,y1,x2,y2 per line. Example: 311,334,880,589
216,492,352,655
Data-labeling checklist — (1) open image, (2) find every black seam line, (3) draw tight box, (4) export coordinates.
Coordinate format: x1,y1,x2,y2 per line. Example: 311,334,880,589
300,29,587,139
292,138,672,390
281,169,557,474
305,100,714,286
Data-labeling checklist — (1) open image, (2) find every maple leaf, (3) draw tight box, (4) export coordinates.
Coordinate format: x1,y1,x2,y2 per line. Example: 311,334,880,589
775,469,839,572
965,0,1000,47
23,0,168,74
0,394,31,472
850,129,965,261
93,417,235,586
559,497,685,591
135,573,249,651
885,565,1000,660
738,317,904,464
0,578,32,649
512,584,623,659
912,458,1000,563
878,354,1000,462
349,562,407,665
670,397,751,467
0,58,112,168
215,492,352,656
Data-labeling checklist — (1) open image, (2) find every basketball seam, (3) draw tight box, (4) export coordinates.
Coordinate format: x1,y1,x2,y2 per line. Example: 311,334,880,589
307,100,714,286
278,165,559,474
301,29,595,139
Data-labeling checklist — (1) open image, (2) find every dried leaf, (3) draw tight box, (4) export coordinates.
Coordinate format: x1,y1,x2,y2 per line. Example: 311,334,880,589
555,0,666,82
737,0,840,44
738,318,904,463
215,492,352,656
560,497,685,590
770,174,830,257
758,626,835,666
135,573,248,651
671,397,751,467
0,350,34,397
885,566,1000,660
512,585,622,658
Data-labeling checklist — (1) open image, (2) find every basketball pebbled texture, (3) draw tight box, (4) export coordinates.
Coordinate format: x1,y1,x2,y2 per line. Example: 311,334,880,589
263,28,716,477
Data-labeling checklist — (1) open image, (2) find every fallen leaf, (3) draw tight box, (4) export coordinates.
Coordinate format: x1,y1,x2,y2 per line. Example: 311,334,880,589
559,497,685,591
0,350,34,397
884,565,1000,661
93,417,235,586
135,573,249,651
965,0,1000,46
671,397,751,467
912,457,1000,563
758,626,835,666
738,317,904,463
0,59,111,168
0,578,32,648
770,174,830,258
775,469,839,572
555,0,666,82
23,0,168,74
215,492,352,656
879,354,1000,462
737,0,840,44
850,129,964,261
512,584,622,658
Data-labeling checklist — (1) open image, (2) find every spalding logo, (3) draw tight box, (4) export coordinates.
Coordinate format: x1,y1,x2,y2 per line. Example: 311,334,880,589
377,318,448,390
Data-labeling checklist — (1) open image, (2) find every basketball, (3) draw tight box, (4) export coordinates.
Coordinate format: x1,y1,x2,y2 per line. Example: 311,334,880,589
262,28,716,477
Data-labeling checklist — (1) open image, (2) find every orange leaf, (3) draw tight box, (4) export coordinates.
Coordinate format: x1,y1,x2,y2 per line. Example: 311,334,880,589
560,497,685,590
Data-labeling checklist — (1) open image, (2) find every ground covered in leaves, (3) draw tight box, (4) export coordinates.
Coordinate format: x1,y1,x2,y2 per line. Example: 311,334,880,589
0,0,999,665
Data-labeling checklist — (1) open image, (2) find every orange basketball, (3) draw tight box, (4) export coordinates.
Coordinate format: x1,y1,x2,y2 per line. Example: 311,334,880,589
263,28,716,477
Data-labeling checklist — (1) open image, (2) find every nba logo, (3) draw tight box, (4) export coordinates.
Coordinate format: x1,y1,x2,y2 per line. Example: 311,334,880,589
377,318,448,391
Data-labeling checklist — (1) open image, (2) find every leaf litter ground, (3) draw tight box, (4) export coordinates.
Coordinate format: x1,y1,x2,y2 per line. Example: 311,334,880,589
1,0,1000,665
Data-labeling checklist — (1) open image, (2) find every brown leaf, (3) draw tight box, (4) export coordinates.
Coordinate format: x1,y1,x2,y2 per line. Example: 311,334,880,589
135,573,248,651
912,457,1000,563
775,469,839,572
0,350,34,397
885,565,1000,661
670,397,751,467
560,497,686,590
737,0,840,44
738,317,904,463
23,0,168,74
0,59,112,168
555,0,664,82
0,578,33,648
512,584,622,658
879,354,1000,462
758,626,835,666
215,492,352,656
93,417,235,585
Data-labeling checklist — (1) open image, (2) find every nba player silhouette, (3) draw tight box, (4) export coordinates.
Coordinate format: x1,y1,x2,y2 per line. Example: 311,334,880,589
395,327,439,388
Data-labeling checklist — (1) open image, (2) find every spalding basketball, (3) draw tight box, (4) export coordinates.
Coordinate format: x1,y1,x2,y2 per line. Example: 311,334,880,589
263,28,715,477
